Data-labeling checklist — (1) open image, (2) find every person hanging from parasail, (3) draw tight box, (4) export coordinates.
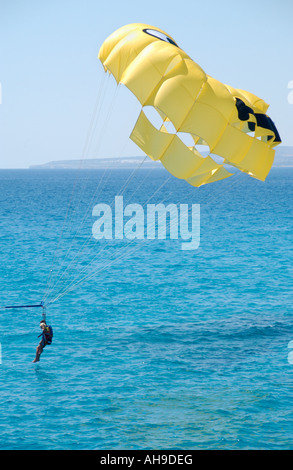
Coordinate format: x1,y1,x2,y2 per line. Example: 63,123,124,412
32,319,53,363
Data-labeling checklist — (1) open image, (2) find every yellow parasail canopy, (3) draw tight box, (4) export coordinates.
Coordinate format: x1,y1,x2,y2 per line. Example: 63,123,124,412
98,23,281,187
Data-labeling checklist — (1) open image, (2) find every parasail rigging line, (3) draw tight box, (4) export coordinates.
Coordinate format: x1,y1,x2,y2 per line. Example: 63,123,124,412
44,161,169,305
42,73,116,302
46,174,173,306
42,76,140,306
42,71,158,305
62,78,121,228
42,152,148,305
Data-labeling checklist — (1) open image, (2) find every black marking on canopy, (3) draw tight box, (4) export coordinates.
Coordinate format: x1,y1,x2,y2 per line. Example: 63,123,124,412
235,97,281,143
143,28,179,48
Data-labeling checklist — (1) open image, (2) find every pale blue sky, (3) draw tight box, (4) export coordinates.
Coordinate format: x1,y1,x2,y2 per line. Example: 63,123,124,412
0,0,292,168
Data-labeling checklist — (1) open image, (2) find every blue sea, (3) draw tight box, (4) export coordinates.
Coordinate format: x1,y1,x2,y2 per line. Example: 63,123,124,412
0,166,292,450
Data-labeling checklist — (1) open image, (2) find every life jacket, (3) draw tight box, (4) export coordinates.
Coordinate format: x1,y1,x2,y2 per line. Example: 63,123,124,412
45,326,53,344
39,325,53,345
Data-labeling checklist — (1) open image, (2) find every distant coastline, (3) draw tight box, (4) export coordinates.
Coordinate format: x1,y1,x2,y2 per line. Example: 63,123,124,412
29,157,162,170
28,145,293,169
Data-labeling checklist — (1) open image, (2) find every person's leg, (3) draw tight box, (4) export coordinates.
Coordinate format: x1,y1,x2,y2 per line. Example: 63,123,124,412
33,342,43,362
